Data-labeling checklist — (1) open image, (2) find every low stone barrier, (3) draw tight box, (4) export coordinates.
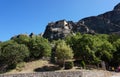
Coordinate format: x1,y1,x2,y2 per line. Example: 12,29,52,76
82,70,111,77
0,70,111,77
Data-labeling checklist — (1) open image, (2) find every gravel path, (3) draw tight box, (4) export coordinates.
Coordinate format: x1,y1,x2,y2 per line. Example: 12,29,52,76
111,72,120,77
112,76,119,77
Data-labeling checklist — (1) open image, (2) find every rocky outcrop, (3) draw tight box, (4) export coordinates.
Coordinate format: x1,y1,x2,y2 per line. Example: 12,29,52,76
43,20,91,40
43,20,74,40
43,3,120,40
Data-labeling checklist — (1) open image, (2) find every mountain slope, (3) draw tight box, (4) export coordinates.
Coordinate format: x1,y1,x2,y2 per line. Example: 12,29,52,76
43,3,120,40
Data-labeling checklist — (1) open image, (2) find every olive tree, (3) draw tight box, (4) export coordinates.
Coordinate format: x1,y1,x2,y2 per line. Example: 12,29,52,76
55,40,73,66
29,36,51,59
0,40,29,69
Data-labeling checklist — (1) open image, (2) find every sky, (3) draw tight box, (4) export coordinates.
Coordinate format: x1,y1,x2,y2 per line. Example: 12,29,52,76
0,0,120,41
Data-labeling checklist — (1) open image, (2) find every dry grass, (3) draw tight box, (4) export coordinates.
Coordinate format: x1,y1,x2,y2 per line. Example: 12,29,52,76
5,60,116,76
5,60,82,74
5,60,55,74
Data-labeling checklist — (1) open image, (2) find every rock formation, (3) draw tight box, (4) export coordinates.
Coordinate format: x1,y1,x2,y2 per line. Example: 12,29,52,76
43,3,120,40
43,20,73,40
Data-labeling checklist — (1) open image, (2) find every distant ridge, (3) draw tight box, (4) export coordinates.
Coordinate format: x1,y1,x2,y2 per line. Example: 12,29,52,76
43,3,120,40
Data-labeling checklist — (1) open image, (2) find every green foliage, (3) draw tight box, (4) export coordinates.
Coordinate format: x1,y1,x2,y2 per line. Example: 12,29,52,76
16,62,25,71
96,34,109,41
65,33,116,65
96,40,115,62
73,34,102,64
111,39,120,66
65,33,82,57
109,34,120,43
11,34,30,46
55,40,73,61
0,40,29,69
80,60,85,69
65,61,74,69
29,36,51,59
113,39,120,49
1,32,120,72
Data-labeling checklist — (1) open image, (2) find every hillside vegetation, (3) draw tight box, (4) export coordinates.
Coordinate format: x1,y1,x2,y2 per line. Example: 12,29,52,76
0,33,120,73
5,60,55,74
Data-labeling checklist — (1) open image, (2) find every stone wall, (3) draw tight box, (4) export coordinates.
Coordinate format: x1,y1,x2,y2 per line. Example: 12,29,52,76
0,70,111,77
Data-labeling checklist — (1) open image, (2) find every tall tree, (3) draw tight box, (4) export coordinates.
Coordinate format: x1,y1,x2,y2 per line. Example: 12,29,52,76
109,34,120,43
0,40,29,70
65,33,82,59
29,36,51,59
11,34,30,46
111,39,120,67
96,40,115,62
55,40,73,65
77,34,102,64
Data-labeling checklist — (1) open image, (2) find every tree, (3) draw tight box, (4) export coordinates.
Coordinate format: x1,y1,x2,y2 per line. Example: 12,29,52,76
65,33,82,59
55,40,73,66
109,34,120,43
111,39,120,67
96,40,115,61
0,40,29,70
11,34,30,46
29,36,51,59
77,34,102,64
65,33,116,68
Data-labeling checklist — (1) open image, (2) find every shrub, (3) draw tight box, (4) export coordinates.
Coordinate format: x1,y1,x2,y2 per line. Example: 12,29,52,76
29,36,51,59
80,60,85,69
0,41,29,71
16,62,25,71
65,61,74,69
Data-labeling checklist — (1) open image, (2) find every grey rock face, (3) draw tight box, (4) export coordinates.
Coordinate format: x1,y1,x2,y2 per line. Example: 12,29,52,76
114,3,120,11
43,20,75,40
43,3,120,40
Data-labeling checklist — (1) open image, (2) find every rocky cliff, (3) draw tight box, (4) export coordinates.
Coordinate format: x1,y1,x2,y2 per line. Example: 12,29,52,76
43,3,120,40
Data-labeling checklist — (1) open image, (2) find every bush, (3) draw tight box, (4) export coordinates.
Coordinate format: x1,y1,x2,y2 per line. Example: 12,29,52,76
65,61,74,69
16,62,25,71
29,36,51,59
7,63,17,69
80,60,85,69
0,41,29,71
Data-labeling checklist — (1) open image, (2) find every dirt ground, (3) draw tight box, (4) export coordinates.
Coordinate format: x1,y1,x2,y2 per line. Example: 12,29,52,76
5,60,120,77
5,60,55,74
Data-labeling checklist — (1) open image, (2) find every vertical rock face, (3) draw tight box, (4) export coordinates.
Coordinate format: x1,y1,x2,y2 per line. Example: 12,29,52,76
43,20,91,40
43,20,73,40
43,3,120,40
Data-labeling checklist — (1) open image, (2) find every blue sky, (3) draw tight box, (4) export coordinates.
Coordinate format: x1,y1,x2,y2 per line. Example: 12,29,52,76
0,0,120,41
